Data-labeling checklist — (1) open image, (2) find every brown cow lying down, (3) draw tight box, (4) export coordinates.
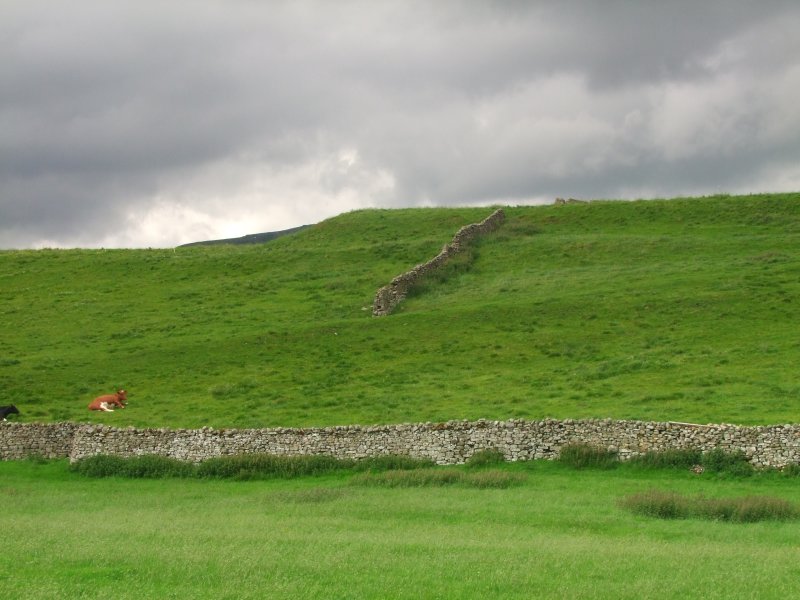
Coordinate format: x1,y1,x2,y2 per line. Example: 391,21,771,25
88,390,128,412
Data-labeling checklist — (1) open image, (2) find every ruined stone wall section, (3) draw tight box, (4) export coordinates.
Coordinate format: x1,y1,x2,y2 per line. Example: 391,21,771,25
372,208,506,316
3,418,800,469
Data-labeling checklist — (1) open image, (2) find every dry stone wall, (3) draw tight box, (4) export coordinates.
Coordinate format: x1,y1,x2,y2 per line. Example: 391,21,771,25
372,208,506,316
0,422,81,460
3,418,800,468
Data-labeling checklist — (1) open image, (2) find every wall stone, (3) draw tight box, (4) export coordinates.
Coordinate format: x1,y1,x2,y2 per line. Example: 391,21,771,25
0,422,81,459
3,418,800,468
372,208,506,316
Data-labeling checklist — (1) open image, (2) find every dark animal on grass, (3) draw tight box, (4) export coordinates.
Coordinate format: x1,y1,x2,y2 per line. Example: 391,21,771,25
0,405,20,421
88,390,128,412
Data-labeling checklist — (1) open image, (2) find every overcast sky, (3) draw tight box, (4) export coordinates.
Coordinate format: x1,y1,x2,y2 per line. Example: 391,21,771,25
2,1,800,248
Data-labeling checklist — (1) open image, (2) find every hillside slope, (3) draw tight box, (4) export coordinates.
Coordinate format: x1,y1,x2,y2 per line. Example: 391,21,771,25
1,193,798,428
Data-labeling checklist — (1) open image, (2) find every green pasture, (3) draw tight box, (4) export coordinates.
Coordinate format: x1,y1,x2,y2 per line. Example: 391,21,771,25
2,459,800,599
1,193,799,428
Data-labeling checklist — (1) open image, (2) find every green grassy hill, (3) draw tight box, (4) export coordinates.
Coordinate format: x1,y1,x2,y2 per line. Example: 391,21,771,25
2,193,799,428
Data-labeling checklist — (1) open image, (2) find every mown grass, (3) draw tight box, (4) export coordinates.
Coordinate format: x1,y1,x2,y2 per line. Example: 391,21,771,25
1,193,800,428
3,458,800,599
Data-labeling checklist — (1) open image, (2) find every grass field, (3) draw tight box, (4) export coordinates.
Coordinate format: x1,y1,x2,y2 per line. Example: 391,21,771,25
1,192,799,428
3,195,800,598
2,459,800,599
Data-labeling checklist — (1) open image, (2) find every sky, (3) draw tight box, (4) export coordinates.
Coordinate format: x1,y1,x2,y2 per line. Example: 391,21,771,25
2,1,800,248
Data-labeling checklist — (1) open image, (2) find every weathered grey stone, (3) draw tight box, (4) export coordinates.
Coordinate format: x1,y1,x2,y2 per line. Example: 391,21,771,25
3,418,800,468
372,209,505,316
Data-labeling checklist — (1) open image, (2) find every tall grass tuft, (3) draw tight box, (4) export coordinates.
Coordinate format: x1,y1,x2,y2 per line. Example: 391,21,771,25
780,463,800,477
69,454,194,478
628,449,702,470
465,448,507,468
70,455,129,477
351,469,465,487
558,443,619,469
70,453,435,480
353,454,435,472
196,454,348,480
625,448,754,476
350,468,524,489
619,489,690,519
620,489,799,522
466,470,525,489
701,448,754,477
121,454,195,478
717,495,791,521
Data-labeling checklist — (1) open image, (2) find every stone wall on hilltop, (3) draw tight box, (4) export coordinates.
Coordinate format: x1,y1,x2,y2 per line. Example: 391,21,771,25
372,208,506,316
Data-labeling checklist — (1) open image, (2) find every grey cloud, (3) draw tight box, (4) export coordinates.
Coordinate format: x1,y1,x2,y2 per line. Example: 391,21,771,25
2,1,800,247
542,2,775,88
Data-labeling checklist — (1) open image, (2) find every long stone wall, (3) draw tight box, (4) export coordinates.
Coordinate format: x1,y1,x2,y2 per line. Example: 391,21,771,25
2,418,800,468
372,208,506,316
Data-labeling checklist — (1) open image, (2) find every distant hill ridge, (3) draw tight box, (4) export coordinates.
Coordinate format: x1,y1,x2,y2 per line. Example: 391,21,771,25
179,224,311,247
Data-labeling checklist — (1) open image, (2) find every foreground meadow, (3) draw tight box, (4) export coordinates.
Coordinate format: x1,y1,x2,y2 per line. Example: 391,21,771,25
2,459,800,599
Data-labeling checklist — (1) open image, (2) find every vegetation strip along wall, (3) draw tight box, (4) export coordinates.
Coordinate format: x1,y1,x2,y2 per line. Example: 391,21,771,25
372,208,506,315
2,418,800,468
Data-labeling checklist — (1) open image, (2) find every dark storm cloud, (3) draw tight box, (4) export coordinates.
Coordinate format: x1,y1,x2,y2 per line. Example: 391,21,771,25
538,2,773,88
2,1,799,247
